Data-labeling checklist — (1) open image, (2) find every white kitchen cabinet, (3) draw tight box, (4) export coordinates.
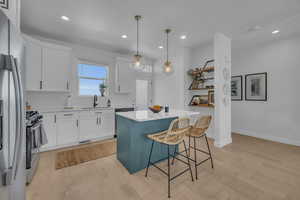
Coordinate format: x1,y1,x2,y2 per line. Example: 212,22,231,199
25,41,42,91
115,59,134,93
41,113,57,149
42,47,71,91
56,112,79,145
24,36,71,92
78,111,99,141
98,110,115,138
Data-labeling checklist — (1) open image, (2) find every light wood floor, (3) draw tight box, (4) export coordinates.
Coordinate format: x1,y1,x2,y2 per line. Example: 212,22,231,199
26,134,300,200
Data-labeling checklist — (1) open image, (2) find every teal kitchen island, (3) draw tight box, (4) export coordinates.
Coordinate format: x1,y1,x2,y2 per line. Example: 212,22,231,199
116,110,199,174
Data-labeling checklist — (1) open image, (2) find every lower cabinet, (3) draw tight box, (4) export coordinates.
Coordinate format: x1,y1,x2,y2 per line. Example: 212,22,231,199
42,113,57,149
56,112,79,145
41,109,115,151
79,111,99,141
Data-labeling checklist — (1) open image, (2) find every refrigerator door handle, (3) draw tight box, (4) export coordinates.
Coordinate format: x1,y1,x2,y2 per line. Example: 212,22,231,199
0,55,23,185
11,56,24,181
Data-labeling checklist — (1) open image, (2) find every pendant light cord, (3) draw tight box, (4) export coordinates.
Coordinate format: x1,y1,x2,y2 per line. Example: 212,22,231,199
166,31,169,62
136,16,139,55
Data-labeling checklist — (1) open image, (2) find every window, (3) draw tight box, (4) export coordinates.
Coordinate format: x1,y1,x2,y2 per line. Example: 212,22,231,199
78,62,108,96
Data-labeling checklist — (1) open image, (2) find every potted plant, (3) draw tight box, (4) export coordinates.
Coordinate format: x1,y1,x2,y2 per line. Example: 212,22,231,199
99,83,107,97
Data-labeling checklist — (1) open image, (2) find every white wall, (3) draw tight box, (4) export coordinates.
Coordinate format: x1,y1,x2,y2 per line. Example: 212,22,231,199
152,47,188,109
26,36,154,110
232,35,300,146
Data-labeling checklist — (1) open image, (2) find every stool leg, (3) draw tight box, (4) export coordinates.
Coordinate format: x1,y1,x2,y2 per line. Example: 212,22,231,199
193,136,198,180
167,145,171,198
183,140,194,182
188,136,191,157
145,140,154,177
205,135,214,169
171,144,177,165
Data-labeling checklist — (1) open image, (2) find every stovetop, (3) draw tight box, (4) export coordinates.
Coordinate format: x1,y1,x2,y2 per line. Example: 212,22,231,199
26,111,43,126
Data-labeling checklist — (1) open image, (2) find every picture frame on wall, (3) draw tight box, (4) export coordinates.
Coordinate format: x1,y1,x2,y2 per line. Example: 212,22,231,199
245,72,267,101
231,75,243,101
0,0,9,9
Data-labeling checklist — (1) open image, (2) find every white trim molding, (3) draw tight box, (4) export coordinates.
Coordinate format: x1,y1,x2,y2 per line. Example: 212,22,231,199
233,129,300,147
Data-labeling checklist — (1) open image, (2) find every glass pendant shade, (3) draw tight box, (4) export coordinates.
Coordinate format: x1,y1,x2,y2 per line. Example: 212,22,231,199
133,54,142,67
163,61,173,73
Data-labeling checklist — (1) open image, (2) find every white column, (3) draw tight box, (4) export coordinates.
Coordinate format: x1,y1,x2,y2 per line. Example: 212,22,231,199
214,33,232,148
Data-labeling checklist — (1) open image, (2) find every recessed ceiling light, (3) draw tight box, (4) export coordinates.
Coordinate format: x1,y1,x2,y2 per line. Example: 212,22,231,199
121,35,128,39
158,46,163,49
180,35,187,40
61,16,70,21
272,30,280,34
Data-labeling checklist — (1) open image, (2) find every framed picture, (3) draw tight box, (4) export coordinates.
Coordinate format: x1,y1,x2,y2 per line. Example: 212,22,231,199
208,90,214,106
231,75,243,101
245,72,267,101
0,0,9,9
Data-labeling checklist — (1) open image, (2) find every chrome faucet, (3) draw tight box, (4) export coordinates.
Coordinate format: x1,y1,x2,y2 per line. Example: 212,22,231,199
93,95,98,108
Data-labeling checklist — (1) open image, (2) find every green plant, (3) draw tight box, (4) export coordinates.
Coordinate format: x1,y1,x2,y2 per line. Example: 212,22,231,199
99,83,107,89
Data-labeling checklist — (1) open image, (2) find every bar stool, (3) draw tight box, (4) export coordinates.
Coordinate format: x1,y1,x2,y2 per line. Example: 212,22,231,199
145,118,194,198
172,115,214,180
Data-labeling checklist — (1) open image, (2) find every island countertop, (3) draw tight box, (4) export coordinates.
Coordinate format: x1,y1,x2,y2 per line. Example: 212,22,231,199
116,110,200,122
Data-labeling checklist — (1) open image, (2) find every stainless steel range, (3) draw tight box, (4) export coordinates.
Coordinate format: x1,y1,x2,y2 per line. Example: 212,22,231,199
25,111,47,184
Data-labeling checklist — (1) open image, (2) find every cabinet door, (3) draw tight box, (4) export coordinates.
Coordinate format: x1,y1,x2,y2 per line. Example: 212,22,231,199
42,47,70,91
79,111,99,141
25,41,42,91
41,113,57,149
56,113,79,145
98,110,115,138
116,60,134,93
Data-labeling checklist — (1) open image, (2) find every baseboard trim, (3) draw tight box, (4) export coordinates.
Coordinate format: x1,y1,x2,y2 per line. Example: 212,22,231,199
233,129,300,146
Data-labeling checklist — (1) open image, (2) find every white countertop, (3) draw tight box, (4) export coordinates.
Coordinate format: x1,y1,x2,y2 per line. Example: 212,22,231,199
116,110,200,122
39,106,114,113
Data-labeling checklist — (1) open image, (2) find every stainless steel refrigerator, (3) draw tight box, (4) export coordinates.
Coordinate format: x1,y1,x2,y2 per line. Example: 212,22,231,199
0,10,26,200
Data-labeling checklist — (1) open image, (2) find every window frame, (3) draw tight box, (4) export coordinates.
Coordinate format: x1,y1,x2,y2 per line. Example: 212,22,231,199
77,60,109,97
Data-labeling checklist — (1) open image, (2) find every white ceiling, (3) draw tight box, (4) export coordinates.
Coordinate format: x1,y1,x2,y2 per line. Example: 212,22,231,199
21,0,300,58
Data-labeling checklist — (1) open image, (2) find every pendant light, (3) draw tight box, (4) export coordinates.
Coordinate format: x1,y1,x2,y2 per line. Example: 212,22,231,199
163,29,173,74
133,15,142,68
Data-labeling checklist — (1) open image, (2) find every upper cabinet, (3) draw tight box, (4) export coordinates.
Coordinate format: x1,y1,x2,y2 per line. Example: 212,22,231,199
24,36,71,92
25,41,42,91
0,0,20,30
42,46,71,91
115,58,134,93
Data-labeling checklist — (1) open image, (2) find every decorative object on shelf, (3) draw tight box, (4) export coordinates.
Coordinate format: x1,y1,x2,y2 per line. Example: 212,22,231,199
188,59,214,90
0,0,9,9
133,15,142,68
189,95,209,106
245,72,267,101
99,83,107,97
231,75,243,101
208,90,215,106
163,29,173,74
149,105,163,113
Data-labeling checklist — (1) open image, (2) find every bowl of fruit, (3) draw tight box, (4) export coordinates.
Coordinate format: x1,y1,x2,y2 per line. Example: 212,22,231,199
148,105,163,113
